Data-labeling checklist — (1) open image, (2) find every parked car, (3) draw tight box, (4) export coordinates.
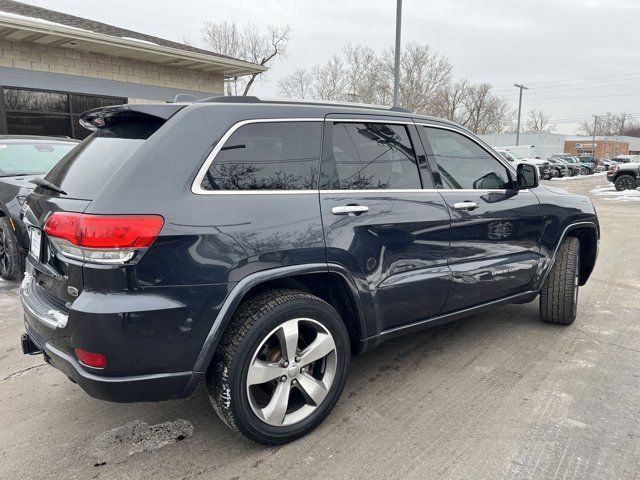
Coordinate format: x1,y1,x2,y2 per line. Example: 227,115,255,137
607,162,639,190
496,149,552,179
19,99,599,444
550,157,580,176
546,157,571,178
552,155,596,175
599,159,619,171
0,136,78,279
611,154,640,164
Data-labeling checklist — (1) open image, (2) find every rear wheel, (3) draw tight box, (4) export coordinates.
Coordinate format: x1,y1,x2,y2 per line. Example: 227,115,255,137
208,289,350,444
614,174,637,191
579,166,589,175
0,217,24,280
540,237,580,325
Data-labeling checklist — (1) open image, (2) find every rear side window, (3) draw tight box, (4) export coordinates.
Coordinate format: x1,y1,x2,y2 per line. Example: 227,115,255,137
45,117,163,199
323,122,421,190
201,121,322,191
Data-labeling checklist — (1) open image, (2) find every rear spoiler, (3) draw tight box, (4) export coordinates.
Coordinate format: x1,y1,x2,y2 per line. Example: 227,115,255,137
79,104,186,131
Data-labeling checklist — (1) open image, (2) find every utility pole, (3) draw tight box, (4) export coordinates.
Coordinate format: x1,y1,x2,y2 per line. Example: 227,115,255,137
392,0,402,108
514,83,528,146
592,115,599,157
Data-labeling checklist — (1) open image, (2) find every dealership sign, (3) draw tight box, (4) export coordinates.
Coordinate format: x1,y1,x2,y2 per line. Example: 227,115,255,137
575,143,597,149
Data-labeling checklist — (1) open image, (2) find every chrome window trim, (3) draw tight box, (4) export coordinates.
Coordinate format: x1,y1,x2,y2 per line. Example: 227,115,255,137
192,117,523,195
191,118,324,195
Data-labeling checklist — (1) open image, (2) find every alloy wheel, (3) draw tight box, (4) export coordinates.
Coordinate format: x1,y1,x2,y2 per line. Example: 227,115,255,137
246,318,337,427
0,224,9,273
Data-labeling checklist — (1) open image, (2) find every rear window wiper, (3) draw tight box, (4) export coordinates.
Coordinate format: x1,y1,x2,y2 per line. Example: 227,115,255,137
29,177,67,195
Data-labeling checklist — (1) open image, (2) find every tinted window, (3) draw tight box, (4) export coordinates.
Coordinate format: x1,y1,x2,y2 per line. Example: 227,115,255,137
46,118,162,199
6,113,72,137
422,127,511,190
2,87,126,140
201,122,321,191
4,88,69,112
326,122,420,190
0,141,76,176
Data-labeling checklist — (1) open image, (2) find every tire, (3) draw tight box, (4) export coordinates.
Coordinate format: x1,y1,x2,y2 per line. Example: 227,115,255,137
540,237,580,325
208,289,350,444
552,169,560,178
614,174,637,191
579,167,589,176
0,216,25,280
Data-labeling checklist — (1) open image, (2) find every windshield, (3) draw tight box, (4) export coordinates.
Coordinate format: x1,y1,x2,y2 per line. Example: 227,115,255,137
0,141,76,176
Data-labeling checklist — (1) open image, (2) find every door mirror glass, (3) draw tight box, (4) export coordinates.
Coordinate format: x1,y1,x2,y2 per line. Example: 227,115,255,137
517,163,538,189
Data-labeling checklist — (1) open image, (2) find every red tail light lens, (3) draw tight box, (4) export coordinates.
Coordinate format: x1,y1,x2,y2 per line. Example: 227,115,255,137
75,348,107,369
44,213,164,248
44,213,164,264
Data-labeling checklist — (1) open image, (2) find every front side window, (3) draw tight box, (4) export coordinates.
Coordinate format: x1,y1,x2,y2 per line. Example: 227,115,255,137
201,122,322,191
324,122,421,190
422,127,511,190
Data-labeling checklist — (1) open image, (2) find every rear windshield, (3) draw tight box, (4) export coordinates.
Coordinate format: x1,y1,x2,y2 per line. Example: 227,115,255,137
45,117,162,199
0,141,76,176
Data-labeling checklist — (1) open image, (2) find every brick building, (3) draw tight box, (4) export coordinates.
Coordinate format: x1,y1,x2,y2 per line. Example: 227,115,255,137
564,138,629,159
0,0,264,138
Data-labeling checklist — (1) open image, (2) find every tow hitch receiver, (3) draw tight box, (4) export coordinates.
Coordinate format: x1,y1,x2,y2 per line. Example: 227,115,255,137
21,333,41,355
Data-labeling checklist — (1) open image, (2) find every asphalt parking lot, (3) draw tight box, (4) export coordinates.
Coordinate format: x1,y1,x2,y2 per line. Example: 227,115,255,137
1,174,638,480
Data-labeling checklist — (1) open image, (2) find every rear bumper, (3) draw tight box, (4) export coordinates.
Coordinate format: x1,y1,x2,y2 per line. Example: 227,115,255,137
22,323,203,402
19,268,207,402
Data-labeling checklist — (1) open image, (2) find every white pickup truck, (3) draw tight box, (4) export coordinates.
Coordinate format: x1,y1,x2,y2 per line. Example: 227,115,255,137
495,149,552,180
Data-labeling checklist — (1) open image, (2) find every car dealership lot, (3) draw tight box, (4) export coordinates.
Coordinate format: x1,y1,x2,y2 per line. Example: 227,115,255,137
1,175,638,480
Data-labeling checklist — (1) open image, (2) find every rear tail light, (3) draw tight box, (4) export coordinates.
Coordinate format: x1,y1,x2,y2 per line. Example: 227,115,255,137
75,348,107,369
44,212,164,264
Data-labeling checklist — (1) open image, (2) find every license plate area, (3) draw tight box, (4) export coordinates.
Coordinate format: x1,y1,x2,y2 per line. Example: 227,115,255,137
29,227,42,261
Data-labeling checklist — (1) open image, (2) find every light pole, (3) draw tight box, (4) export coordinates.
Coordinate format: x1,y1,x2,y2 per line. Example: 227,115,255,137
392,0,403,109
592,115,599,157
514,83,528,146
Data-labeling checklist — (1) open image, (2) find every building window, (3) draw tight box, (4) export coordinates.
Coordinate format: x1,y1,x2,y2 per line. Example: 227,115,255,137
1,87,126,139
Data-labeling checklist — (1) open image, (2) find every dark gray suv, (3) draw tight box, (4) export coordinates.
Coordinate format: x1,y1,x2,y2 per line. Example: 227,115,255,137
20,98,599,444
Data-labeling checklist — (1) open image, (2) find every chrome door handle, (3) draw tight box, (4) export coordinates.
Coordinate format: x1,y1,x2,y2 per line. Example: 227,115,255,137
452,201,479,211
331,205,369,216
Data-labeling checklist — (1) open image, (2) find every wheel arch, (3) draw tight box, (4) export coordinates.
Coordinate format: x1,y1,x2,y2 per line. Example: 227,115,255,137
192,264,368,373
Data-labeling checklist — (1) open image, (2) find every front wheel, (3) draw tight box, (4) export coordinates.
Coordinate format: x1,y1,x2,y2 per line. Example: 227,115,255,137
614,174,637,191
579,166,589,175
208,289,350,444
0,217,25,280
540,237,580,325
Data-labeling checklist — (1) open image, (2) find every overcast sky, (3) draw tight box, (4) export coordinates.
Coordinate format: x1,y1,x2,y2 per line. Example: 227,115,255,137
25,0,640,134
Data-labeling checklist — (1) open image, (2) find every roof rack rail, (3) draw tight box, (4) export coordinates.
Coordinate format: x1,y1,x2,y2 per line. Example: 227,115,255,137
194,95,261,103
390,106,411,113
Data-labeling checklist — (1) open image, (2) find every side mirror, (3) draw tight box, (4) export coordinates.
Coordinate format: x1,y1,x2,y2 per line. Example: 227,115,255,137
517,163,539,189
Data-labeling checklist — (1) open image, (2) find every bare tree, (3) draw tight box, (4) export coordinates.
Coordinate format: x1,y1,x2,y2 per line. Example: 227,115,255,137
390,43,453,114
433,79,469,123
526,109,554,132
580,112,639,136
201,21,290,95
310,56,347,101
278,69,314,99
276,42,513,134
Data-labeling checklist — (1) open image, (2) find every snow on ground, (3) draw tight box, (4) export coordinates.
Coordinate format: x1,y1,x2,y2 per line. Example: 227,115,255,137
591,184,640,202
551,172,606,181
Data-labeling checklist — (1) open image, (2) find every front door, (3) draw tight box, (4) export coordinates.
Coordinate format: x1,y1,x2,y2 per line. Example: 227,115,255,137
419,125,544,312
319,116,451,332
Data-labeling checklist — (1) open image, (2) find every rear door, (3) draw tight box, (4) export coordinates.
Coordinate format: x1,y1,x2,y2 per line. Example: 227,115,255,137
418,124,544,312
319,115,451,332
